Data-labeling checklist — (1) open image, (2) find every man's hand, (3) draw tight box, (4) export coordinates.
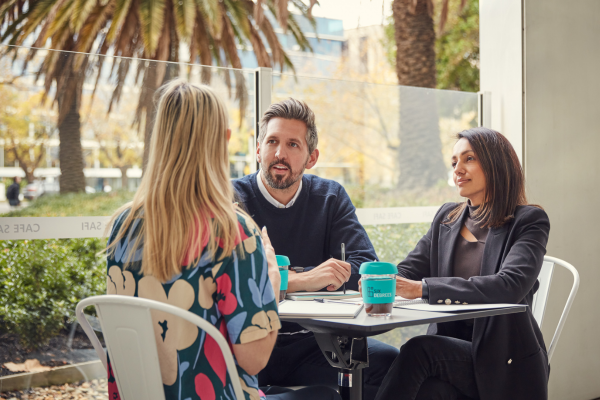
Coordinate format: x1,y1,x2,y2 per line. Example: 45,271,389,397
261,227,280,300
395,276,422,299
287,258,351,292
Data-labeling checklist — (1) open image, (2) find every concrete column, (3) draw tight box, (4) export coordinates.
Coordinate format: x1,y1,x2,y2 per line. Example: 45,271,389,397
479,1,523,162
523,1,600,398
482,1,600,398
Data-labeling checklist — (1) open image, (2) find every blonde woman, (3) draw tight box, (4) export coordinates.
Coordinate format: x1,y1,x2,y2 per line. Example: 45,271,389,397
105,80,340,400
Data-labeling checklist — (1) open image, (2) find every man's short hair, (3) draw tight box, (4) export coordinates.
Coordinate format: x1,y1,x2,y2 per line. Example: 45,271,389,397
258,98,318,155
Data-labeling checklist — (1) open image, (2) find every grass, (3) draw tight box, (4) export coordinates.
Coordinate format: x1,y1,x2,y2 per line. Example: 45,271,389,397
1,191,134,217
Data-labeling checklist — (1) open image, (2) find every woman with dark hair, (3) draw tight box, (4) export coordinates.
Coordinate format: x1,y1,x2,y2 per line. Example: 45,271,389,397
374,128,550,400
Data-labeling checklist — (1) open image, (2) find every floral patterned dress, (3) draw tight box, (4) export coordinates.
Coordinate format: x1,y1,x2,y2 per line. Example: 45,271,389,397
106,209,281,400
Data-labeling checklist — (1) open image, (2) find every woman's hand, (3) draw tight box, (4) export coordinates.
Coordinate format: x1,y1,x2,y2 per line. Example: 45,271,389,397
261,227,280,299
396,276,423,299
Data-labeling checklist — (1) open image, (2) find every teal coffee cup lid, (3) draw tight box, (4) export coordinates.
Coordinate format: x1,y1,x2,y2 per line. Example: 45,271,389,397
276,255,290,268
359,261,397,275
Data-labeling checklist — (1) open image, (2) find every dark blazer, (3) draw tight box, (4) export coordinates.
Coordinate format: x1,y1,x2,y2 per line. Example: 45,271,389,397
397,202,550,400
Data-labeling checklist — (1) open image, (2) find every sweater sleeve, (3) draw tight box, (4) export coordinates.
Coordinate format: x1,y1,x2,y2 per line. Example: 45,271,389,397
315,185,378,290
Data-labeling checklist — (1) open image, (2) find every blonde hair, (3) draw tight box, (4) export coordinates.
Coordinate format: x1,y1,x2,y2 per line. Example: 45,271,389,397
107,80,254,282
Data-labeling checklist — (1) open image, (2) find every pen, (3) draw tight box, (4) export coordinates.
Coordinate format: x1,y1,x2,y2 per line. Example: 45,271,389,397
341,243,346,294
314,298,358,305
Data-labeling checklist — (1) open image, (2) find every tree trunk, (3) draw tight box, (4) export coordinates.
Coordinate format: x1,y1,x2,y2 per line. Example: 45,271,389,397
120,166,129,190
57,96,86,193
393,0,447,190
141,65,159,172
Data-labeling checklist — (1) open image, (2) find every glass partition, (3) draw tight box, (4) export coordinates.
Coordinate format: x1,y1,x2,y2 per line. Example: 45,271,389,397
273,72,479,347
0,46,255,393
0,45,481,386
0,44,255,217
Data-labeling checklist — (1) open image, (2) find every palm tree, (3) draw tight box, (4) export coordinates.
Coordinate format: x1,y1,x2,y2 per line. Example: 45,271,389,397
0,0,317,192
391,0,467,190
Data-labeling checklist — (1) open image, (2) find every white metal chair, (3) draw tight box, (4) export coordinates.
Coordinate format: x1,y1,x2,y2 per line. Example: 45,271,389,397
531,256,580,363
76,295,245,400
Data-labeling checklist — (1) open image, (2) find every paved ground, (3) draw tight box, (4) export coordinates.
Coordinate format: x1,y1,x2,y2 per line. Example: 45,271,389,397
0,201,28,215
0,379,108,400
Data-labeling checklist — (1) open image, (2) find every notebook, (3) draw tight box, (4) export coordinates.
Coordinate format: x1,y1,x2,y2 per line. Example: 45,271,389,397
285,290,361,301
278,300,364,319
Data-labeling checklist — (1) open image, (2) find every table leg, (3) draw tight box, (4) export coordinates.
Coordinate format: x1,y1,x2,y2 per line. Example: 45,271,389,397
313,333,368,400
338,368,363,400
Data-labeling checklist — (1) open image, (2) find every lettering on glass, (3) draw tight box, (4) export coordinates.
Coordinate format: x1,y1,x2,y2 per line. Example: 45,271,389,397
13,224,40,233
82,222,103,231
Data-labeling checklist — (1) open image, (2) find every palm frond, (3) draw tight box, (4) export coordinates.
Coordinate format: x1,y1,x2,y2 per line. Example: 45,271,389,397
70,0,96,31
45,0,77,41
29,0,70,48
246,15,271,67
138,0,166,56
190,10,212,82
278,0,318,36
0,0,28,26
223,0,251,39
75,0,115,55
218,7,241,69
86,37,110,114
254,0,264,25
276,0,288,34
285,12,313,53
0,7,33,44
173,0,195,41
195,0,222,39
105,0,133,43
114,6,140,57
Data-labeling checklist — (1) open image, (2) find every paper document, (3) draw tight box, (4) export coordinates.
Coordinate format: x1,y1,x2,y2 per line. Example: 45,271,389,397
286,290,361,301
394,303,522,313
278,300,364,319
394,297,427,305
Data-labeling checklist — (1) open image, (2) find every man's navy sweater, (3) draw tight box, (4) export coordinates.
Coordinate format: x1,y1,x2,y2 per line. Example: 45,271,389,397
233,172,378,333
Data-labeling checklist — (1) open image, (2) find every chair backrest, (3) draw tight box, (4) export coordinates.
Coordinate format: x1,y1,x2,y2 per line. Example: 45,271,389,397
532,260,555,327
531,256,580,363
76,295,245,400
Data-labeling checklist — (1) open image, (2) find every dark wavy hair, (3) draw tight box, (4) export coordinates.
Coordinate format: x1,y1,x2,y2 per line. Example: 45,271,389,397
446,127,536,228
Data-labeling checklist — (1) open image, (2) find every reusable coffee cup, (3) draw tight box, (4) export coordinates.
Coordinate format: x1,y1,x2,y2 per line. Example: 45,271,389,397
276,255,290,302
359,262,397,317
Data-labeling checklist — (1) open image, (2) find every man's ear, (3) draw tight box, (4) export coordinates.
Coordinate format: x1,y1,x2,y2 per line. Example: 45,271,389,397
305,149,319,170
256,140,261,163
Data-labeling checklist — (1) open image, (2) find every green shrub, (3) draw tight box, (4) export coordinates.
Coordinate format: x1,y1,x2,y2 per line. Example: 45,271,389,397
365,223,430,263
1,191,134,217
0,239,106,349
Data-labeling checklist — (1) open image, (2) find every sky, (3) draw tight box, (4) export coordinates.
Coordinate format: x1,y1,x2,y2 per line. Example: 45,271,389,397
310,0,394,30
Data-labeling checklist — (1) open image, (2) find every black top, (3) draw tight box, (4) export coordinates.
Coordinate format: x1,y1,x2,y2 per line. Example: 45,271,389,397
452,204,489,280
232,172,378,335
448,204,491,340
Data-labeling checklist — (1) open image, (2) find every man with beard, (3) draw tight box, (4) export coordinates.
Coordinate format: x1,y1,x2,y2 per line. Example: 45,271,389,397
232,98,398,400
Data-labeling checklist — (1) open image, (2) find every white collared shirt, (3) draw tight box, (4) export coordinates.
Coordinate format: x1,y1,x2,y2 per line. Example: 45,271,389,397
256,170,302,208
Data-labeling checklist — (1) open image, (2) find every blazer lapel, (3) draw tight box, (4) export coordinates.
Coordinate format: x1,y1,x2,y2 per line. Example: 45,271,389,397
473,223,509,360
438,206,469,277
480,224,509,276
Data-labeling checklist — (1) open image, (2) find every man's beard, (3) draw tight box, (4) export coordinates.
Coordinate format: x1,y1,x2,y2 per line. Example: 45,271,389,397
261,157,306,190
